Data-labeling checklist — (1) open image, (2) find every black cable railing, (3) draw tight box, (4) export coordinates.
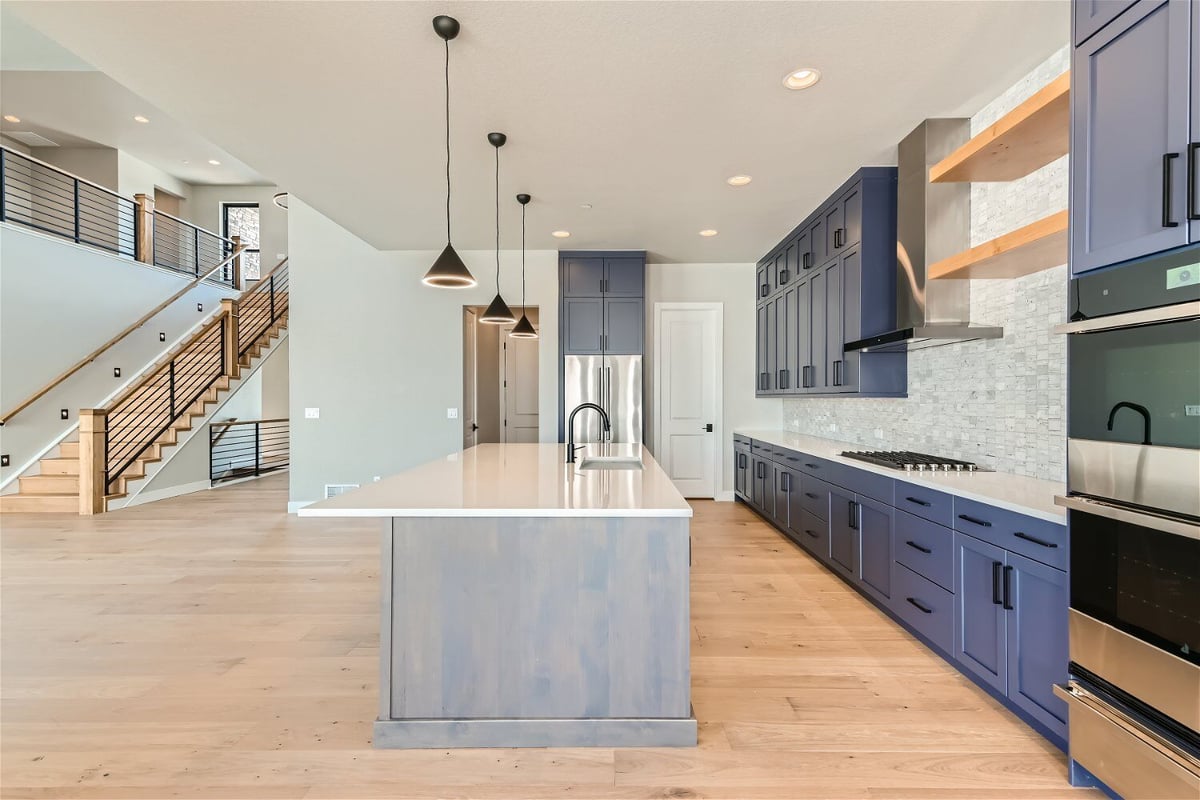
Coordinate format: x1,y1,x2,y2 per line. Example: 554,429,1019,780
210,418,289,484
152,210,236,285
0,146,137,258
104,318,226,493
238,262,289,357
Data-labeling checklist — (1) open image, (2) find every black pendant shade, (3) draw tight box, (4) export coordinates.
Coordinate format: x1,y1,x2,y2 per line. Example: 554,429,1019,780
479,132,515,324
509,192,538,339
422,15,477,289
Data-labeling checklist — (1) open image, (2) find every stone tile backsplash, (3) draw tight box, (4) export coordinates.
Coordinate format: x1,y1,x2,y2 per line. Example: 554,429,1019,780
783,47,1070,482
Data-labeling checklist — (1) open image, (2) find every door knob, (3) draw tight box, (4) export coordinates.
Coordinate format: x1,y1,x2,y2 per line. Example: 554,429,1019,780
704,423,714,432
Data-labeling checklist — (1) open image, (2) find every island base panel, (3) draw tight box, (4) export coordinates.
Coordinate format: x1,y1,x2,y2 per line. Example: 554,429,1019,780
373,714,698,749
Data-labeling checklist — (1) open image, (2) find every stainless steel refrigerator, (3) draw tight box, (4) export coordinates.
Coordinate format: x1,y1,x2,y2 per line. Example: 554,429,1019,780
563,355,643,444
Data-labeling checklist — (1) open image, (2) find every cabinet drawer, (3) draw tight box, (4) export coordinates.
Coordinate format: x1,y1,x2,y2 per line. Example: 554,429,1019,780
953,498,1067,570
792,508,829,561
733,434,752,449
892,563,954,656
824,461,893,505
894,510,953,591
894,480,954,528
799,475,834,521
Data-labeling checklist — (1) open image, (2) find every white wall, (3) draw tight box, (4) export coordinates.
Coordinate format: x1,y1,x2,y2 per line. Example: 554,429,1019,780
117,150,193,202
1,135,31,154
183,184,288,270
30,146,118,188
287,198,559,504
260,337,289,419
0,223,237,487
645,262,782,496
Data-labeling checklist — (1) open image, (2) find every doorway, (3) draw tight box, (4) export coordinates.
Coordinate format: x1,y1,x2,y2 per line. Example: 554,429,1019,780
653,303,722,498
153,187,182,217
463,306,539,447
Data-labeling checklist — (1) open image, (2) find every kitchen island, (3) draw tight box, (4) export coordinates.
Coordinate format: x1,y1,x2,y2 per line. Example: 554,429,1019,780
300,442,696,748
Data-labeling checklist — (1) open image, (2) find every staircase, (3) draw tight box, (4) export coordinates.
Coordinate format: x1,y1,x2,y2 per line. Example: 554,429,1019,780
0,261,288,515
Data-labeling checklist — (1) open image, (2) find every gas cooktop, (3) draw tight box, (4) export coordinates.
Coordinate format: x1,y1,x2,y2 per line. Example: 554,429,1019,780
840,450,988,473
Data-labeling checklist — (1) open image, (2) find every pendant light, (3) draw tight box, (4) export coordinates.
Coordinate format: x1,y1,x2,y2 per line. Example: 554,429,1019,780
509,193,538,338
422,15,476,289
480,132,516,324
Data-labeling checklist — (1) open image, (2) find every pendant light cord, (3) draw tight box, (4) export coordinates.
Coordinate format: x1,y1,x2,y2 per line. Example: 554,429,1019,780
444,37,451,243
521,202,527,313
495,143,501,292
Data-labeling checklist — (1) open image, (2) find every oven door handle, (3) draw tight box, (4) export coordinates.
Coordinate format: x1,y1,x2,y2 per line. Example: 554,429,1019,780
1054,495,1200,541
1053,300,1200,335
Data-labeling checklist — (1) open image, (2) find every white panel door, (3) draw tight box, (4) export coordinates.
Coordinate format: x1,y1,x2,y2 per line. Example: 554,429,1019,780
463,309,478,450
501,331,540,443
656,305,719,498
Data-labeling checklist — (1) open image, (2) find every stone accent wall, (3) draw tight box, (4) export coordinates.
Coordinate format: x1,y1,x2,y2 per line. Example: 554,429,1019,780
783,47,1070,481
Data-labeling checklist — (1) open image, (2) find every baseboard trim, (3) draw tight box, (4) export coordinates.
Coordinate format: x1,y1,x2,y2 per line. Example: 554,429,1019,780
372,714,697,749
716,490,736,502
288,500,315,514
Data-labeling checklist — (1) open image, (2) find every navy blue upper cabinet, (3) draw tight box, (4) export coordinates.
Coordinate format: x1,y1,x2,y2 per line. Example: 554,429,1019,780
561,257,604,297
602,258,644,296
755,168,904,398
563,298,603,354
603,298,643,354
1192,2,1200,245
562,255,644,297
1070,0,1194,275
1005,552,1069,737
1074,0,1137,45
559,252,646,356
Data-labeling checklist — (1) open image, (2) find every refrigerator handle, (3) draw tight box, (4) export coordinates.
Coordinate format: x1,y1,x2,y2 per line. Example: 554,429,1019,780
605,366,613,441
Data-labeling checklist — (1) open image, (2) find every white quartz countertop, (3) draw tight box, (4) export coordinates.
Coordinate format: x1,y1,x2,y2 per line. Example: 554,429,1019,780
736,429,1066,523
299,443,693,518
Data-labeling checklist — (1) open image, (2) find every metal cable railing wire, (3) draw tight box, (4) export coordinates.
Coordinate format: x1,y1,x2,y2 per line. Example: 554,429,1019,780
238,263,289,356
210,419,289,483
152,210,236,285
0,147,136,258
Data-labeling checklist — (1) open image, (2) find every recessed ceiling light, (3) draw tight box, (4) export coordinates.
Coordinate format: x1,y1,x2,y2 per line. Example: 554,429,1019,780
727,175,752,187
783,68,821,90
133,115,150,123
551,230,571,238
3,115,19,123
207,159,221,166
580,203,592,209
699,229,718,237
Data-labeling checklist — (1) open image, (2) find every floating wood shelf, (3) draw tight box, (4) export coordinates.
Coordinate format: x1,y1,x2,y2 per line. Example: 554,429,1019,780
930,72,1070,183
929,210,1068,280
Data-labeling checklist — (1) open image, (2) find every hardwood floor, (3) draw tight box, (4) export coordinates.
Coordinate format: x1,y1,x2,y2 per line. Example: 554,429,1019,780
0,475,1101,799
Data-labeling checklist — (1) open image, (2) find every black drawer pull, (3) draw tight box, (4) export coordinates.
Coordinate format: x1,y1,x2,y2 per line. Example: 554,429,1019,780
905,496,932,507
779,270,790,285
1003,565,1014,611
905,540,932,555
1163,152,1180,228
804,492,819,500
958,514,992,528
992,561,1004,606
1014,531,1058,549
906,597,933,614
804,463,819,469
805,529,819,539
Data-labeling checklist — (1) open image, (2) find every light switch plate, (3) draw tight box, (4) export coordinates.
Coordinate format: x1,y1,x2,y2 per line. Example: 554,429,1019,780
447,408,459,419
305,407,320,419
1186,405,1200,417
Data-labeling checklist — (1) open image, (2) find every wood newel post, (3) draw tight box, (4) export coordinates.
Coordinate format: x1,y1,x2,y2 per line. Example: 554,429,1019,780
133,193,155,264
221,298,240,379
230,235,243,291
78,409,108,515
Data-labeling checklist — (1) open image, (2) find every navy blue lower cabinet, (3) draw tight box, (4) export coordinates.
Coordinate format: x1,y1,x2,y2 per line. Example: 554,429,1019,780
953,532,1008,695
1005,552,1069,739
856,496,893,605
772,463,794,530
734,449,750,501
792,508,829,562
828,487,858,580
892,563,955,655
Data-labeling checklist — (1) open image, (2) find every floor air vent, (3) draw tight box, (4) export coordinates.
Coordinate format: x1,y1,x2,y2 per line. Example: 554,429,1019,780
324,483,359,499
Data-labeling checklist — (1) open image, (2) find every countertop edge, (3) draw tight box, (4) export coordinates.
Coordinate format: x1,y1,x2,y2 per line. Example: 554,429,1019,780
298,508,694,519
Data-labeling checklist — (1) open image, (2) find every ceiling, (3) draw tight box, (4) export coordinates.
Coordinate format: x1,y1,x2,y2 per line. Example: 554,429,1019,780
7,1,1068,263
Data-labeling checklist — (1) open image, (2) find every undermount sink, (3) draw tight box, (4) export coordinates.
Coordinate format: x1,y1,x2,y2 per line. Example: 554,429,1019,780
577,455,644,471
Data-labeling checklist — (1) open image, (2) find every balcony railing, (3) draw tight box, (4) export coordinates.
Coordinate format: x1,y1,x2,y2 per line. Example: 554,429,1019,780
210,418,289,484
152,209,237,286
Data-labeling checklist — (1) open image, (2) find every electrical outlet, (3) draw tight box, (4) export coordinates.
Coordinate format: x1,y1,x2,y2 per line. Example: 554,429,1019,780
447,408,459,419
276,253,286,260
113,367,121,378
1186,405,1200,417
60,409,69,420
197,303,203,312
373,476,381,482
305,407,320,419
159,332,166,342
1,455,9,468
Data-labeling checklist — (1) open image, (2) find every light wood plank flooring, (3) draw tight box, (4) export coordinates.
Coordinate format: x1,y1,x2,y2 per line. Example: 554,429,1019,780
0,475,1101,799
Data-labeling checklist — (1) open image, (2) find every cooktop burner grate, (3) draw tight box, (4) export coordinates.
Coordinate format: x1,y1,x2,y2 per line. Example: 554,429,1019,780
840,450,986,472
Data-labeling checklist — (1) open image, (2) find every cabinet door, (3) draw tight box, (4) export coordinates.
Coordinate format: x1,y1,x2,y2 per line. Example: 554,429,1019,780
795,278,813,391
824,260,845,392
1070,0,1191,274
562,257,604,297
810,269,827,390
838,247,861,393
828,486,858,580
756,264,770,301
751,456,772,516
1191,2,1200,245
774,290,794,391
764,299,777,394
824,201,843,259
756,302,770,394
809,217,827,268
857,495,893,605
603,297,643,354
954,533,1008,694
1006,552,1069,738
772,464,794,530
1074,0,1136,45
841,183,863,249
734,451,746,499
563,298,603,354
603,257,644,296
794,228,812,273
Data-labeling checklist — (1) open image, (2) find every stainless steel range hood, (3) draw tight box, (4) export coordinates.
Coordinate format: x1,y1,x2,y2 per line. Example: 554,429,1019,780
845,119,1003,353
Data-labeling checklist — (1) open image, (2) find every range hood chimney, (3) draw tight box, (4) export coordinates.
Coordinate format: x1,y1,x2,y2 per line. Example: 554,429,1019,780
845,119,1003,353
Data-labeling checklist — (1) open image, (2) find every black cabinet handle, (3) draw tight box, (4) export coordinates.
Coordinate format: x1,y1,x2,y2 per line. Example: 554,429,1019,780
802,365,811,388
848,500,858,530
805,463,819,470
958,513,992,528
1187,142,1198,220
756,462,766,479
779,270,790,285
805,528,819,539
803,252,812,269
760,283,769,298
906,597,933,614
1163,152,1180,228
905,540,932,555
1014,531,1058,548
779,369,789,390
782,472,792,492
905,496,932,507
804,492,818,500
1003,565,1014,611
992,561,1004,606
834,228,845,248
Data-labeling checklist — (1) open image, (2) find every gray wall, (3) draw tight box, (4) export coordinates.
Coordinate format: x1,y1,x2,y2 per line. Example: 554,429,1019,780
287,198,560,504
782,47,1069,481
645,262,782,496
30,146,118,188
184,184,288,272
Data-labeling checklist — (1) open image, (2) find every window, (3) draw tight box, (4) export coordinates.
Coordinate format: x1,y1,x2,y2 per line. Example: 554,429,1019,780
222,202,261,279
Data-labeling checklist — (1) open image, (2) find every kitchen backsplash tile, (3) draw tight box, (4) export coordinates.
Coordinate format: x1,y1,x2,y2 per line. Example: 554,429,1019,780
783,46,1069,482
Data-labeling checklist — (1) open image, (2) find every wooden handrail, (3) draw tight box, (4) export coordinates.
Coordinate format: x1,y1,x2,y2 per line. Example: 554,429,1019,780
0,245,245,426
151,208,235,245
216,417,289,427
104,312,227,412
